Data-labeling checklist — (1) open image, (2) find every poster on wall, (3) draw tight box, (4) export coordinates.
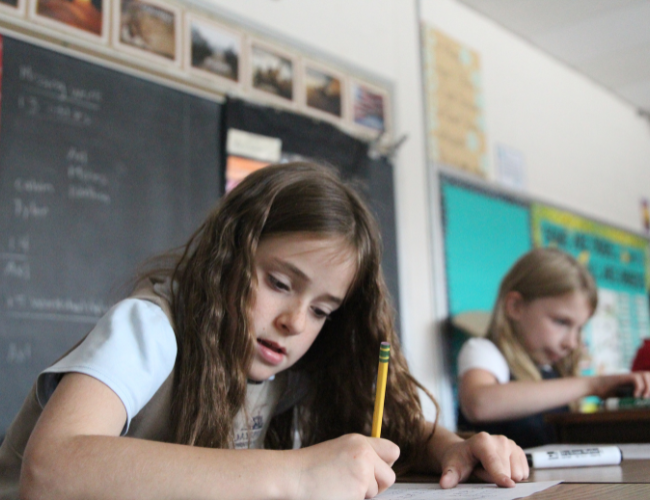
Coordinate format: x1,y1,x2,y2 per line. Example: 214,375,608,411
421,25,487,177
532,204,650,375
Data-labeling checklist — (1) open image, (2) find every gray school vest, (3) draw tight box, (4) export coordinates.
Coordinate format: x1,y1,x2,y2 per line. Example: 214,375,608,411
0,278,304,499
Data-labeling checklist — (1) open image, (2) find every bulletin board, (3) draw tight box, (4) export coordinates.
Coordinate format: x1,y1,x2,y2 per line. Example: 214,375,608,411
532,204,650,375
441,175,531,316
440,172,650,377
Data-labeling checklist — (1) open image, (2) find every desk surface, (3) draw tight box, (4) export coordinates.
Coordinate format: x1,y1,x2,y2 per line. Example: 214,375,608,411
523,483,650,500
528,458,650,483
401,459,650,499
521,459,650,499
402,458,650,484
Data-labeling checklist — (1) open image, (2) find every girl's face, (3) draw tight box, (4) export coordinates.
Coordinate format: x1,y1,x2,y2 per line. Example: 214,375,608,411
248,232,356,381
506,290,592,366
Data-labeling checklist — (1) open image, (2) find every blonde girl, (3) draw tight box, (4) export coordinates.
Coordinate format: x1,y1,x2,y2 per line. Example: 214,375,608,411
1,162,527,500
457,247,650,448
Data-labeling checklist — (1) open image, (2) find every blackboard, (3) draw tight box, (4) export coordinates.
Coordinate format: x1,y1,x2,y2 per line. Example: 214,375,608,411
0,35,222,434
224,98,401,324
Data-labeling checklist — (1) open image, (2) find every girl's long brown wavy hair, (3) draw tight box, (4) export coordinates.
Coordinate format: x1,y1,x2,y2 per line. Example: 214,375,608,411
157,162,437,474
487,247,598,381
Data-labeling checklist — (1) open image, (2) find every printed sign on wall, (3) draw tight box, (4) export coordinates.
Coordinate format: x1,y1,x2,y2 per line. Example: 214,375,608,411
422,25,487,177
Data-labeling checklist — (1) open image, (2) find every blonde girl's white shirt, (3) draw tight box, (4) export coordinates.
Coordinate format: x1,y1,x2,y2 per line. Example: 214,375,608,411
35,298,286,449
457,337,511,384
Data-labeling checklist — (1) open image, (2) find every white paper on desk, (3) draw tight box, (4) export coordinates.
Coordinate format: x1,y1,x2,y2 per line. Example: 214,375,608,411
525,443,650,460
375,480,561,499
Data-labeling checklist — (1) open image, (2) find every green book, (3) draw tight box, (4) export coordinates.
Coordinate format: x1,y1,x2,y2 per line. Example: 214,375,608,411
604,397,650,410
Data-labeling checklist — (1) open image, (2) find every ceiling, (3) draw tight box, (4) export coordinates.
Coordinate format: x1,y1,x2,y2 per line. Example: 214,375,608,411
457,0,650,113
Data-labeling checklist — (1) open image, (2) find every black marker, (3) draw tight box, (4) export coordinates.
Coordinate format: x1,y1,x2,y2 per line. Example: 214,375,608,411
526,446,622,468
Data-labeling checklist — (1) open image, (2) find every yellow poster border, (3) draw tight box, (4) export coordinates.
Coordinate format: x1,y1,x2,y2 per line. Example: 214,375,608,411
532,203,648,250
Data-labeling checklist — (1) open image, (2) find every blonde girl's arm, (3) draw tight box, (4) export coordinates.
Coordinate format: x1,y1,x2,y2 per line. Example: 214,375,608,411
459,368,650,423
21,372,399,500
420,421,528,489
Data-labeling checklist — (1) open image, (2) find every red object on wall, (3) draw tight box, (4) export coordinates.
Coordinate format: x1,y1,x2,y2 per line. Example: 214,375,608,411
0,34,3,136
632,338,650,371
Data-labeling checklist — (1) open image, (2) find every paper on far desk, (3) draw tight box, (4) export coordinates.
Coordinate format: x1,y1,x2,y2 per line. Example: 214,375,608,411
375,480,561,500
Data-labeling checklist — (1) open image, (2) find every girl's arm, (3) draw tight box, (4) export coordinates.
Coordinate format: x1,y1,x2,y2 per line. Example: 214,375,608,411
459,368,650,423
421,422,528,489
21,373,399,500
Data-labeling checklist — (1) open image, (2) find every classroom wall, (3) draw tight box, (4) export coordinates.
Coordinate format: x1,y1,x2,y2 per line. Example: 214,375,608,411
202,0,650,429
420,0,650,231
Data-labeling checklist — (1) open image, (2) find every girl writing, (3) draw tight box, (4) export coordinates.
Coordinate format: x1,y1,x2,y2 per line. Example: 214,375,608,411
1,162,527,500
457,248,650,448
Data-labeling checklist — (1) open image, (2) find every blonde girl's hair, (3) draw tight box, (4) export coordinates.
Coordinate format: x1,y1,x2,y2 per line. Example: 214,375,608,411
486,247,598,381
158,162,437,475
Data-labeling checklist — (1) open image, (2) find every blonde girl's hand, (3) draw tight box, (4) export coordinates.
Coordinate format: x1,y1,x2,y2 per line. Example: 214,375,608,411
591,371,650,399
291,434,400,500
438,432,529,489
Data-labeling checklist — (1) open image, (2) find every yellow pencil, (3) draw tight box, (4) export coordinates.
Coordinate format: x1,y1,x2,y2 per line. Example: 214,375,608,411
371,342,390,438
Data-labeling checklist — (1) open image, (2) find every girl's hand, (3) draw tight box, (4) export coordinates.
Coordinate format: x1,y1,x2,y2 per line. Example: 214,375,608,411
590,371,650,399
438,432,529,489
291,434,400,500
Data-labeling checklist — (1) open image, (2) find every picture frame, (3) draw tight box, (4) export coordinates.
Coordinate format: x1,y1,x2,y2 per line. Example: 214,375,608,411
0,0,26,17
248,39,297,106
29,0,109,43
348,79,390,136
113,0,181,66
301,60,346,123
184,13,243,88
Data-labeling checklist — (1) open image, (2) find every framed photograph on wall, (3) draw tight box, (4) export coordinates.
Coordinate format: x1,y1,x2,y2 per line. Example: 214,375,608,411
302,61,345,122
113,0,181,66
349,79,390,135
185,14,243,87
0,0,27,17
29,0,109,43
248,40,296,105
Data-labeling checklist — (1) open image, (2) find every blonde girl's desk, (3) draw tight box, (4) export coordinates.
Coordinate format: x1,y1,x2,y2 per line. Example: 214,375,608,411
545,409,650,444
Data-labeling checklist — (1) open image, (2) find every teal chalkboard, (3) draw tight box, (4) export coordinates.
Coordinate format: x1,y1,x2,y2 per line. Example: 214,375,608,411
441,176,532,316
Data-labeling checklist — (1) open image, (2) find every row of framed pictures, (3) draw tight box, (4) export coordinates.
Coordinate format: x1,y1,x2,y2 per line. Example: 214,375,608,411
0,0,390,134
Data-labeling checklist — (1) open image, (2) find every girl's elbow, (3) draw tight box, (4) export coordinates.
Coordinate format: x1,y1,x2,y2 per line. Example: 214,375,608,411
19,445,61,500
459,396,493,424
